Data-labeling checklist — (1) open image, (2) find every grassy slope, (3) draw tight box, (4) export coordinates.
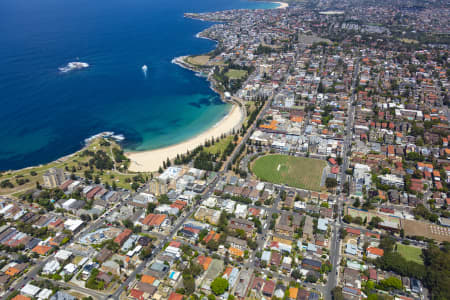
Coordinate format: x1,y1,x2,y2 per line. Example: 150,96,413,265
186,55,211,66
225,69,248,79
251,154,326,191
0,138,140,195
396,243,423,265
204,136,234,155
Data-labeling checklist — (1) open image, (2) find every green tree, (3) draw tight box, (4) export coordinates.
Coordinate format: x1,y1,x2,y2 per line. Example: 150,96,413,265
343,215,353,223
376,277,403,290
131,182,139,191
183,275,195,295
332,287,344,300
147,202,156,214
291,269,302,280
326,178,338,188
210,277,229,295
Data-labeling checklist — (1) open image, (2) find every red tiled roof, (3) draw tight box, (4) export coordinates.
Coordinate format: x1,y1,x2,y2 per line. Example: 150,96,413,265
367,247,384,256
32,245,52,255
365,232,380,239
129,289,144,300
263,280,275,295
346,228,360,235
114,229,132,245
169,241,181,248
196,256,212,270
168,293,184,300
12,296,31,300
141,214,167,226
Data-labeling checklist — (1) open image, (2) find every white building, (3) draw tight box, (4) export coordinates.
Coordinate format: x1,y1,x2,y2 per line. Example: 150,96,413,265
294,201,306,211
62,199,77,210
378,174,404,188
21,283,41,297
155,204,179,215
126,245,142,257
55,249,72,262
317,218,329,231
42,259,60,275
203,197,218,208
67,180,81,193
64,219,84,232
221,199,236,214
164,246,182,258
159,166,182,182
234,204,248,218
63,263,77,275
353,164,372,197
37,288,53,300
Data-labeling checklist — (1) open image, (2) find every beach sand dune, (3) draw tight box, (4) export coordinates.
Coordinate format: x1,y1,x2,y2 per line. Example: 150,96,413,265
126,104,244,172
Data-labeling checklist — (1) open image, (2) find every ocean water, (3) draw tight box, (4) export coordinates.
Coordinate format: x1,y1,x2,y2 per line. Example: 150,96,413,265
0,0,277,171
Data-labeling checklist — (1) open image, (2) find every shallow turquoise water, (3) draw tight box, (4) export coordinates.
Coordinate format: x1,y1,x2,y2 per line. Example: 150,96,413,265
0,0,277,170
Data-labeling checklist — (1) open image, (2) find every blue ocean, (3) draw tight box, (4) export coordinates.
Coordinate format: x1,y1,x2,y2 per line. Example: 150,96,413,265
0,0,276,171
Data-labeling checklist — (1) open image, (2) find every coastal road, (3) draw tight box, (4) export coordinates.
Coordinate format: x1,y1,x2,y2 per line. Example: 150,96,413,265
224,95,273,173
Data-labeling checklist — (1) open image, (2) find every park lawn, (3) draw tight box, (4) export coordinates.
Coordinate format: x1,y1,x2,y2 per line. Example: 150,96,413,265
396,243,423,265
225,69,248,80
186,55,210,66
399,38,419,44
0,138,138,195
251,154,326,191
204,135,234,155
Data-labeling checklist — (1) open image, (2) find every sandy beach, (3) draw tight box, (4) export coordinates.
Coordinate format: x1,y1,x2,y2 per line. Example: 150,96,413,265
274,1,289,9
126,104,244,172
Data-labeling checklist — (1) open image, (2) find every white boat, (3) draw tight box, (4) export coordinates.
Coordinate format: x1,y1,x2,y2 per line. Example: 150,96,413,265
142,64,148,77
59,62,89,73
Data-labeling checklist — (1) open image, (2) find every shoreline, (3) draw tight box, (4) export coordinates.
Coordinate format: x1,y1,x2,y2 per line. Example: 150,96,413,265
126,103,244,172
273,1,289,9
126,3,273,172
1,1,283,175
125,54,245,172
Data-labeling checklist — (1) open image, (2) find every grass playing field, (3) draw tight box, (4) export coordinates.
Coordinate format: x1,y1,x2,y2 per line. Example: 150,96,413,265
396,243,423,264
251,154,326,191
186,55,210,66
225,69,248,79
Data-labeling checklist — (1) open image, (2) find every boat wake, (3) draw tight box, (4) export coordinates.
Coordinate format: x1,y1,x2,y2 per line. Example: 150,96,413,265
59,61,89,73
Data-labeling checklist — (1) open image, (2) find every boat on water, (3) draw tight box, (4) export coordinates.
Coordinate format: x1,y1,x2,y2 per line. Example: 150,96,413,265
142,65,148,72
59,61,89,73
